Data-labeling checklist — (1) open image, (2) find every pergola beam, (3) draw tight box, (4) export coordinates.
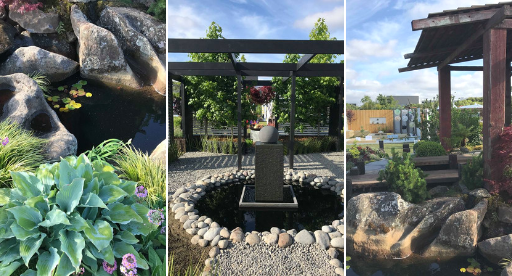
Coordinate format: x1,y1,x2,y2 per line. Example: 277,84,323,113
168,69,343,77
168,62,343,72
168,38,344,54
228,53,239,71
283,54,317,82
399,54,483,72
437,5,512,70
412,8,500,31
404,44,484,59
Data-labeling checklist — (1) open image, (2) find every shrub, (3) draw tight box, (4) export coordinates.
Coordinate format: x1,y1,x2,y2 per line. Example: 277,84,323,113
462,153,484,190
200,137,242,155
148,0,165,21
112,146,166,208
378,149,429,203
0,154,166,276
414,141,446,157
283,137,337,155
0,120,47,188
169,140,183,163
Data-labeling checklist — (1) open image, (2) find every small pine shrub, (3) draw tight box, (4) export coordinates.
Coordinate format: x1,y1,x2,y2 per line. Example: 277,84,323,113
415,141,446,157
461,153,484,190
378,149,429,203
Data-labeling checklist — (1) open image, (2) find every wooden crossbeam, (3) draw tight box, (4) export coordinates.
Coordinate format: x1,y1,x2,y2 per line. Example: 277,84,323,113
228,53,238,71
169,69,343,77
412,8,500,31
437,5,512,70
168,62,343,72
283,54,317,82
404,44,483,59
399,54,482,72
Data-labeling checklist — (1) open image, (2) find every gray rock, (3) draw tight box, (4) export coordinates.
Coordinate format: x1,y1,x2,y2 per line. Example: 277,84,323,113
295,230,315,245
314,230,330,250
322,225,334,233
220,228,230,239
210,222,220,229
230,229,243,243
209,247,219,258
198,239,208,247
287,229,297,236
203,227,221,241
347,192,465,258
218,240,229,249
9,9,59,33
197,227,209,237
70,5,140,89
470,188,491,199
329,232,342,239
331,237,344,249
502,263,512,276
0,46,78,82
270,227,280,235
335,267,344,275
179,215,189,223
246,233,260,245
172,203,184,212
264,233,278,245
278,233,293,248
0,21,16,55
423,199,488,257
185,228,197,235
30,33,75,60
499,205,512,224
428,185,449,196
478,234,512,264
0,74,77,161
211,235,220,247
99,7,166,94
327,248,339,259
191,235,200,245
183,220,194,230
329,259,342,268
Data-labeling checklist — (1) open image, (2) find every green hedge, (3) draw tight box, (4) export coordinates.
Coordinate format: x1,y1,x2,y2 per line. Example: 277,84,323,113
414,141,446,157
283,137,338,155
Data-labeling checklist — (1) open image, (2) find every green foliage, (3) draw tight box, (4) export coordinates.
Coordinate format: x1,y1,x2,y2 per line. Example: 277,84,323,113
147,0,165,21
414,141,446,157
112,146,166,208
283,137,337,155
169,141,183,163
168,253,218,276
417,97,440,142
356,94,402,110
272,18,340,133
348,144,360,160
48,80,92,113
56,21,65,35
460,258,493,274
462,153,484,190
27,72,51,95
200,137,239,155
0,120,46,188
186,22,255,129
84,139,131,163
0,154,165,275
451,108,482,147
378,149,428,203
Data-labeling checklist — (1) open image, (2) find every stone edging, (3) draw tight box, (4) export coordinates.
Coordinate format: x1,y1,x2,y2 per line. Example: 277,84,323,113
170,169,345,275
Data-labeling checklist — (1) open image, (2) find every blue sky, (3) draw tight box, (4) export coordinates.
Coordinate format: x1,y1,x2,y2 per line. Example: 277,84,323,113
346,0,500,105
168,0,344,64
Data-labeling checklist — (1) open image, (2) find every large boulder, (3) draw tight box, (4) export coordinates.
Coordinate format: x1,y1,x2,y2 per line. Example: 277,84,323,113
0,46,79,82
0,74,77,160
70,5,140,89
99,7,166,94
9,9,59,34
479,234,512,264
30,33,76,60
347,192,465,258
0,21,17,55
503,263,512,276
150,139,166,165
423,199,488,257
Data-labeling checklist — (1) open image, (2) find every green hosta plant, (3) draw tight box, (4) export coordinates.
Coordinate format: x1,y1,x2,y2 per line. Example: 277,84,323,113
0,154,165,276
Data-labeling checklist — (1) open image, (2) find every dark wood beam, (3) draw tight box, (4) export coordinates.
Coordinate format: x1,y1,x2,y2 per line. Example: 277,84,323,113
404,44,484,59
399,55,483,73
237,73,242,171
496,18,512,28
243,80,273,86
283,54,317,82
168,62,343,72
411,8,500,31
168,38,344,54
169,69,343,77
437,5,512,70
449,66,483,71
228,53,239,71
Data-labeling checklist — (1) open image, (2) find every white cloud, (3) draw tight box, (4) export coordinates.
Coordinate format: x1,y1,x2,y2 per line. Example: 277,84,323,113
294,6,344,31
229,0,247,3
347,39,398,61
403,0,502,20
238,15,280,39
168,4,209,38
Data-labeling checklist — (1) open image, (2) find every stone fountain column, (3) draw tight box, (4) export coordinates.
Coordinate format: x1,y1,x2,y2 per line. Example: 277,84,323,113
255,126,283,202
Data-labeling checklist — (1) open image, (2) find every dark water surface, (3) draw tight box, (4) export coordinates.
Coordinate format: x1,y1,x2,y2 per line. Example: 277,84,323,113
347,254,500,276
53,74,165,154
195,182,343,232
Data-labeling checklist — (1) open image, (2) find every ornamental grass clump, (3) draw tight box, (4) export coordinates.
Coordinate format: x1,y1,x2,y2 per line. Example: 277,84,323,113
0,154,166,276
378,149,429,203
113,146,166,208
0,120,46,188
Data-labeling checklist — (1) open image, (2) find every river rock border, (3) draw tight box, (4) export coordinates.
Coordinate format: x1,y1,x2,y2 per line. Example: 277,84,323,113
170,169,345,276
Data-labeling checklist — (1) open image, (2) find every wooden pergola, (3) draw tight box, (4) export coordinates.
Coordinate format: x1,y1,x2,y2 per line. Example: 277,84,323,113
399,3,512,182
169,38,344,170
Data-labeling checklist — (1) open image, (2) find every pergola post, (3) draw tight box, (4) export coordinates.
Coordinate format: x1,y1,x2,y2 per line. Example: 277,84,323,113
180,83,194,149
237,73,242,171
483,28,507,182
506,59,511,126
289,71,296,169
170,84,174,143
438,66,452,150
338,77,343,152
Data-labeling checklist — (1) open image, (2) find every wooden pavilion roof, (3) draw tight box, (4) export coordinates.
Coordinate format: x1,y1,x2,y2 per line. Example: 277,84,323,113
400,2,512,72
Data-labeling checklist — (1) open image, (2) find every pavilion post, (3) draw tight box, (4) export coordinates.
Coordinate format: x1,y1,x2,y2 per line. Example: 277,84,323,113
337,77,343,152
170,83,174,143
237,73,242,171
289,72,296,169
506,59,511,126
483,28,507,182
438,66,452,150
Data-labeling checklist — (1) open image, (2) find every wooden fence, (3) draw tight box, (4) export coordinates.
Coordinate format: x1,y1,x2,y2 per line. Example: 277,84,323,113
347,110,394,133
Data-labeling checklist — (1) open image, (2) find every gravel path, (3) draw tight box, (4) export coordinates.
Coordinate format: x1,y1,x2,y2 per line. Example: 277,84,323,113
169,151,343,193
214,242,336,276
168,151,344,276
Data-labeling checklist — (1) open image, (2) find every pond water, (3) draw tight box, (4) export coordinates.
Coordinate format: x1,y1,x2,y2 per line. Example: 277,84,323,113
195,181,343,232
52,74,165,154
347,254,500,276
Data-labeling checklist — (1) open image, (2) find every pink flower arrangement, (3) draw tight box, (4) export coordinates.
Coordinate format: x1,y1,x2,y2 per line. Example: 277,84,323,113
0,0,42,13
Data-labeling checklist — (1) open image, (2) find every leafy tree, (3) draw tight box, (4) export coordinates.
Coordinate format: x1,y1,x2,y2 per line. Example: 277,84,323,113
358,94,402,110
272,18,341,133
185,22,255,132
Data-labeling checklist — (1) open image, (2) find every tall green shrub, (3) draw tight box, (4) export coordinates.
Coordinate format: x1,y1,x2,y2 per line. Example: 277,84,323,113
378,149,429,203
0,120,47,188
462,153,484,190
415,141,446,157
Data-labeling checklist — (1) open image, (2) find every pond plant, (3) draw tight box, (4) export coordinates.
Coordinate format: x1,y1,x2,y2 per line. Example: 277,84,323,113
47,80,92,113
0,153,166,276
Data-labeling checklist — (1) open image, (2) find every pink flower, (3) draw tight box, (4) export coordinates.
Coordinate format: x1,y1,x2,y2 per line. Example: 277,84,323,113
122,253,137,270
2,137,8,146
102,260,117,275
135,185,148,198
